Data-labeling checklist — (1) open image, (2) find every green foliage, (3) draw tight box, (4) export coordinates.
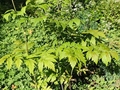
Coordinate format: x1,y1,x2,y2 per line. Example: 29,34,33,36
0,0,120,89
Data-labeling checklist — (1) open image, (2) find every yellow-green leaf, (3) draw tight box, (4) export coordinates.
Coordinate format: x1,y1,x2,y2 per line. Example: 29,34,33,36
86,50,92,60
68,56,77,70
25,59,36,74
110,51,119,60
38,60,44,72
90,37,96,45
15,58,23,70
91,51,99,64
6,57,13,69
101,52,111,66
44,60,55,71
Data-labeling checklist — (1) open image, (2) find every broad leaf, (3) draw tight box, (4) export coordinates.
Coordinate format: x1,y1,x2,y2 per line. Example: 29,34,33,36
68,20,74,29
91,51,99,64
44,60,55,71
86,50,92,60
90,37,96,45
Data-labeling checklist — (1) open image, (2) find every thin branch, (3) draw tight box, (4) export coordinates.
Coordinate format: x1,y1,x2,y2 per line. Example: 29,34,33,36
11,0,16,11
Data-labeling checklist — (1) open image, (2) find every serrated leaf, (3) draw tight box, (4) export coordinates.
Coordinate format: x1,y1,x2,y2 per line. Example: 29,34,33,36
75,49,86,65
25,59,36,74
68,56,77,70
110,51,119,60
81,40,86,46
15,58,23,69
59,51,67,60
6,57,13,69
91,51,99,64
101,52,111,66
86,50,92,60
44,60,55,71
0,54,10,65
90,37,96,45
38,60,44,72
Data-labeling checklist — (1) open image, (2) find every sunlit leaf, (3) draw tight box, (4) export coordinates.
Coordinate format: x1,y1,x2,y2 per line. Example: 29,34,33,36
40,53,56,71
6,57,13,69
38,60,44,72
110,51,119,60
91,51,99,64
81,40,86,46
68,56,77,70
86,50,92,60
101,52,111,66
90,37,96,45
15,58,23,70
44,60,55,71
25,59,36,74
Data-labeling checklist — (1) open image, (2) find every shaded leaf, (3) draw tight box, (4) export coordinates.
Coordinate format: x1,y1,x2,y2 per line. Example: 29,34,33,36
91,51,99,64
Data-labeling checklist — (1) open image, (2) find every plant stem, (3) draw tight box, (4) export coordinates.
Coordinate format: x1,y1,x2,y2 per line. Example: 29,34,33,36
11,0,16,11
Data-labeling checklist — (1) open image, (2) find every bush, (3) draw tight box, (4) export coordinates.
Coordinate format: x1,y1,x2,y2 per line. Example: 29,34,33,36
0,0,119,89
